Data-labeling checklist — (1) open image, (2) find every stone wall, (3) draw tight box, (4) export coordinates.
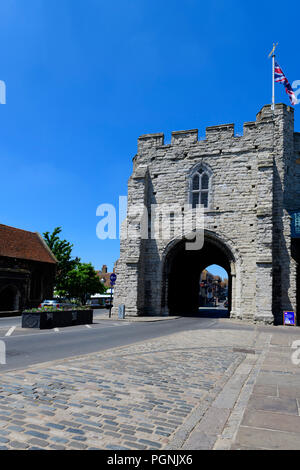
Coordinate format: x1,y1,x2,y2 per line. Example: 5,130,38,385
112,104,299,323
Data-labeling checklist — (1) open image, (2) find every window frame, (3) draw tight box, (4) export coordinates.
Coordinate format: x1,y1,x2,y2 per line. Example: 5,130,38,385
189,164,213,210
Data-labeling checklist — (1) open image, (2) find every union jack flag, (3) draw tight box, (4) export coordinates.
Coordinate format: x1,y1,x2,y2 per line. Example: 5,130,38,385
274,61,297,105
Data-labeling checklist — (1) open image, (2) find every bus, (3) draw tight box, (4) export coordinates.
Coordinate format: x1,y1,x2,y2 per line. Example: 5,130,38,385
86,294,112,309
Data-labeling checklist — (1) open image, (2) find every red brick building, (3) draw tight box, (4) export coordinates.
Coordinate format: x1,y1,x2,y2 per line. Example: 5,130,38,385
0,224,57,312
96,264,116,288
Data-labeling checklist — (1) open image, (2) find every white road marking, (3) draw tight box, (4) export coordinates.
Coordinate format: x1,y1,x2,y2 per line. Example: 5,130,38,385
85,325,92,328
0,320,132,339
5,326,16,337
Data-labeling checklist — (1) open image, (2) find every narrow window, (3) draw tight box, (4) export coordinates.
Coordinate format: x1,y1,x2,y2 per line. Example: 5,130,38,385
191,168,210,209
192,174,199,190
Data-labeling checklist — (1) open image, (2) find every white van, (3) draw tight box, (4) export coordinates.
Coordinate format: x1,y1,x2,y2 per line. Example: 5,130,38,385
86,295,112,308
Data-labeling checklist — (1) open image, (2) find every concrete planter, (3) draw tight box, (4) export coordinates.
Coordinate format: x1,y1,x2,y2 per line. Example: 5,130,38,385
21,309,93,330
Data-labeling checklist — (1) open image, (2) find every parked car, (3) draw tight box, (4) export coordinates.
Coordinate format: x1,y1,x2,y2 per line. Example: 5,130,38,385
39,299,76,309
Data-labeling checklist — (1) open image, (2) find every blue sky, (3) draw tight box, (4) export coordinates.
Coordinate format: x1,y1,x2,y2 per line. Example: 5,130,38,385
205,265,227,281
0,0,299,279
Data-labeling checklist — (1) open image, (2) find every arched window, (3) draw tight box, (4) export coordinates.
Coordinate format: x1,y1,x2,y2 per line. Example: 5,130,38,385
190,167,211,208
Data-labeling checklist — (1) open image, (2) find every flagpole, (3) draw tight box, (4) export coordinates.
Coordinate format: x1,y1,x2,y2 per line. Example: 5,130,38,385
268,43,278,111
271,52,275,111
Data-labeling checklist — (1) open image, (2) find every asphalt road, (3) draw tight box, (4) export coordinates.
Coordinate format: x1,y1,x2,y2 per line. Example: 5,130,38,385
0,310,229,373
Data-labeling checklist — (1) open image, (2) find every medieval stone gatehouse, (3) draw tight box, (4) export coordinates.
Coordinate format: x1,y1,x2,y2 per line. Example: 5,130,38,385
0,224,57,312
112,104,300,324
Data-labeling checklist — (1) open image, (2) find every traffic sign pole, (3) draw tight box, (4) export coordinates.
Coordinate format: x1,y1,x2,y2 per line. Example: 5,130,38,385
109,274,117,318
109,285,113,318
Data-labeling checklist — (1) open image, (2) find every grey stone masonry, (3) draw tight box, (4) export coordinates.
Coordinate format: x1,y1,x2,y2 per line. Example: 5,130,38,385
112,104,299,324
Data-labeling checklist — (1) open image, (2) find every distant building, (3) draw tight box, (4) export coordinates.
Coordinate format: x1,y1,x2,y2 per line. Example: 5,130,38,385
96,264,116,289
199,270,225,306
0,224,57,312
220,278,229,298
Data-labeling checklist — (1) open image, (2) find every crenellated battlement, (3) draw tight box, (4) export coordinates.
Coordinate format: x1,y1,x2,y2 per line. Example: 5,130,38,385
171,129,198,145
137,103,295,154
205,123,234,141
137,133,164,153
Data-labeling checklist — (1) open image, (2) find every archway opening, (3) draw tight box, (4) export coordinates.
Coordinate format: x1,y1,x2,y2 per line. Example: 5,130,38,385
163,233,234,317
0,285,19,312
199,264,229,318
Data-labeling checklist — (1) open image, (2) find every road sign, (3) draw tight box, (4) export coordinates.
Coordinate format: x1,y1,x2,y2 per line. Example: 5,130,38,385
110,273,117,284
283,311,296,326
291,211,300,238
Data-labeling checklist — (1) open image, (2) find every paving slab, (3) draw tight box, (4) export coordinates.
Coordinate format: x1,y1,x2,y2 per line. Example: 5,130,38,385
252,384,278,397
234,426,300,450
246,395,299,415
256,372,300,387
278,385,300,399
241,409,300,433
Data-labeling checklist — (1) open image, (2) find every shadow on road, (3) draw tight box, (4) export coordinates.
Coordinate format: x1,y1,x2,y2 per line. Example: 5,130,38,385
175,307,230,319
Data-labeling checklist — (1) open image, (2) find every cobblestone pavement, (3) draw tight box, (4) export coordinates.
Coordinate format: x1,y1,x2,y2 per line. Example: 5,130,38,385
0,320,299,450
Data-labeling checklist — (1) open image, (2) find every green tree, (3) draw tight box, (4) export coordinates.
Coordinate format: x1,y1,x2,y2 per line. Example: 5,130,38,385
43,227,80,292
64,263,105,304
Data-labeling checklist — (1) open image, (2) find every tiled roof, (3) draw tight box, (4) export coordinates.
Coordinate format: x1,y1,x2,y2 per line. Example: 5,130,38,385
96,267,116,288
96,271,111,288
0,224,57,264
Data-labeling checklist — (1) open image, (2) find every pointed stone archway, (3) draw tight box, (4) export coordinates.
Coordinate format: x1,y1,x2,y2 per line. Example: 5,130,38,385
161,230,241,318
